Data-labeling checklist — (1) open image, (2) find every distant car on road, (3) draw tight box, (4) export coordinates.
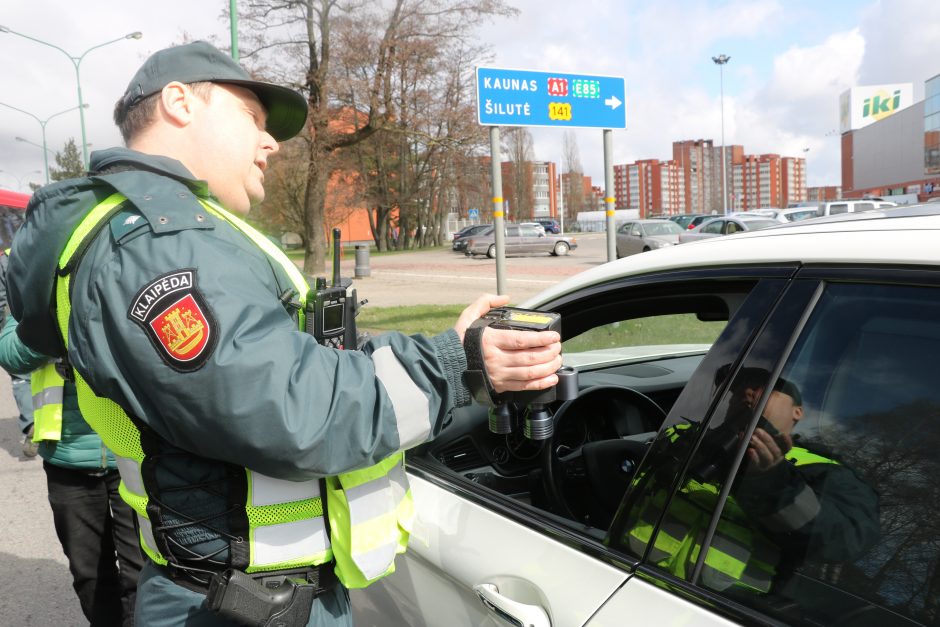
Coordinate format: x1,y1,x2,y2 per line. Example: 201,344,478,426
535,218,561,234
465,223,577,258
452,224,493,252
678,215,779,243
616,219,684,257
816,199,897,217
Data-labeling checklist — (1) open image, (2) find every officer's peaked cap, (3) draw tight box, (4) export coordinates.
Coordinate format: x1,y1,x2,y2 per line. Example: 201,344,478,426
119,41,307,141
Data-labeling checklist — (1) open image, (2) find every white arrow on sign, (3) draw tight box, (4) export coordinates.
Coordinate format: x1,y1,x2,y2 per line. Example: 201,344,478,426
605,95,622,110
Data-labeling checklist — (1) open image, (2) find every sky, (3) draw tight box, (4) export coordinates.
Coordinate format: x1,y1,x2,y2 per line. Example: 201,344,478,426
1,0,939,193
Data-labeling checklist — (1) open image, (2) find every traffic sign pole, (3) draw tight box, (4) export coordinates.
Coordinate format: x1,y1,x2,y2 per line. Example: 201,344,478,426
490,127,506,295
604,129,616,262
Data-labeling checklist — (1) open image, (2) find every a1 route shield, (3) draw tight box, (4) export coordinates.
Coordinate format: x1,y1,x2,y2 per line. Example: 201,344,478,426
476,67,626,129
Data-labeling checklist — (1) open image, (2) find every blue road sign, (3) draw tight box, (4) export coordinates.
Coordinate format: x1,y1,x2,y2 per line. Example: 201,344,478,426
476,67,626,129
468,208,480,219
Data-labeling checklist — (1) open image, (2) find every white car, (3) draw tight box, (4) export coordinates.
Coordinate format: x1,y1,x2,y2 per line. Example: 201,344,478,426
677,215,780,243
353,203,940,627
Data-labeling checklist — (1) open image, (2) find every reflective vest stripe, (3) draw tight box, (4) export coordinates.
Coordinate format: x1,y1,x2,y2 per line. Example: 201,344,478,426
372,346,431,449
252,517,330,569
57,193,126,267
30,362,65,441
199,198,309,329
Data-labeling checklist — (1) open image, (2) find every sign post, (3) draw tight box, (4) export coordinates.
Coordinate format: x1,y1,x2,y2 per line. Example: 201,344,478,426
476,67,627,286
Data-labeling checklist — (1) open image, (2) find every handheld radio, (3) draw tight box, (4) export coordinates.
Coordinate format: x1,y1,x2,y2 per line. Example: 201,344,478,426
305,228,363,349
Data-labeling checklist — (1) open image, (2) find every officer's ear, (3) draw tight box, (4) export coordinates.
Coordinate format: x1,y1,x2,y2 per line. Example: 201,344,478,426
792,403,804,423
159,81,200,129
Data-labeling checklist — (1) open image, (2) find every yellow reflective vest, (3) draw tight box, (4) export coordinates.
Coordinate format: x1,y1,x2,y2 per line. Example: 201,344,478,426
30,362,65,442
55,192,412,588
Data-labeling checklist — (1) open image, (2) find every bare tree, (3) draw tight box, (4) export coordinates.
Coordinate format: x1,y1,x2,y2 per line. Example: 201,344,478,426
562,130,584,220
235,0,516,272
504,127,534,221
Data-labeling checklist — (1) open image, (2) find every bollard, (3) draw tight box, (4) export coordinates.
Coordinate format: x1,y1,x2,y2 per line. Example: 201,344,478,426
354,244,371,278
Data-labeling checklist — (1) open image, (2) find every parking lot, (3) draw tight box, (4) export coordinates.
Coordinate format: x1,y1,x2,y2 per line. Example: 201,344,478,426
341,231,608,307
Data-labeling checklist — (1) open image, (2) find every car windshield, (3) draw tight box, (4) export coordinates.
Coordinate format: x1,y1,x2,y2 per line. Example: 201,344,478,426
645,222,683,235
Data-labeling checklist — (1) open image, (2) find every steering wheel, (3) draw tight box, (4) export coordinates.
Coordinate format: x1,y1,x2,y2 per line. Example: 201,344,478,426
542,385,666,527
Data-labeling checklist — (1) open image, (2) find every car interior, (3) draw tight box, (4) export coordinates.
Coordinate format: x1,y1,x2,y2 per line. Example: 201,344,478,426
411,279,752,533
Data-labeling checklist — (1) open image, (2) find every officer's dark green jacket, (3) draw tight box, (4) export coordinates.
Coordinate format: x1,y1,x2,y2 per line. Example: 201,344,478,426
8,147,470,482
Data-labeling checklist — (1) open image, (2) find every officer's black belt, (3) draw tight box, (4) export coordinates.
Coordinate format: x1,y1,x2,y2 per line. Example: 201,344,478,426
157,562,337,596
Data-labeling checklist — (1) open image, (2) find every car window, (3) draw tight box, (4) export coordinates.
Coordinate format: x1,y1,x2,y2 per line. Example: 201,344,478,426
619,222,634,234
521,226,542,237
631,225,642,237
725,221,742,234
829,203,849,214
646,222,683,236
786,210,817,222
703,220,724,234
696,282,940,626
563,313,725,357
506,226,520,237
854,202,875,212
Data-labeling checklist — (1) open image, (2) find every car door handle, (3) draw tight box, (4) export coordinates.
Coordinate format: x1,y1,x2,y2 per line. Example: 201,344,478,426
473,583,551,627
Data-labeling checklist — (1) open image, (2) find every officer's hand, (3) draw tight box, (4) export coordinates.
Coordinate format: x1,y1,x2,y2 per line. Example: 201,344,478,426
454,293,563,394
746,428,791,473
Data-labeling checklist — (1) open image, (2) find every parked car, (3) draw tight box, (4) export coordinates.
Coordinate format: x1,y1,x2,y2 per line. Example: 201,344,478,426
353,203,940,627
816,198,897,217
667,213,710,229
465,223,577,257
451,223,493,252
535,217,562,234
615,219,684,257
678,215,779,243
730,208,820,223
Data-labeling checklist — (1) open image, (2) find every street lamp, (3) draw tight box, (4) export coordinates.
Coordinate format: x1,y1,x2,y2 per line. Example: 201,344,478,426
0,26,142,168
712,54,731,215
15,135,53,155
1,101,89,183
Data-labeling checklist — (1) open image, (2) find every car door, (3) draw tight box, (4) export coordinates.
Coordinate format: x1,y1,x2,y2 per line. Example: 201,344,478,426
352,268,795,627
505,225,522,254
601,266,940,626
616,222,635,257
521,225,546,254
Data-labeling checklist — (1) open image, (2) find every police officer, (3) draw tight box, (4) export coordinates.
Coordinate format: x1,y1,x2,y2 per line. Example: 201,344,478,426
8,41,561,626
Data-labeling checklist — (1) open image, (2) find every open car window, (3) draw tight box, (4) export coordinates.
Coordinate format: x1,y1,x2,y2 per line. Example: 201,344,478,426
411,272,794,548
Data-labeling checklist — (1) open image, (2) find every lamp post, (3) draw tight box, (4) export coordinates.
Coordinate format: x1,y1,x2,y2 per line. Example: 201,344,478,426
0,26,142,168
712,54,731,215
1,101,88,183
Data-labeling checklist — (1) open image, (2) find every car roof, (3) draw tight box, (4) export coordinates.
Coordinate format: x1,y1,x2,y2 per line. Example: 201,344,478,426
523,203,940,308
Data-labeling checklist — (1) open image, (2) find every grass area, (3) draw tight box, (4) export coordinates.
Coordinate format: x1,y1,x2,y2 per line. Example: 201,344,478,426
563,314,725,352
357,304,465,336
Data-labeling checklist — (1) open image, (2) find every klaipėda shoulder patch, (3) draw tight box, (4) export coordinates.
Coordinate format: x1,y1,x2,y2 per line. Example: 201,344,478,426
127,269,218,372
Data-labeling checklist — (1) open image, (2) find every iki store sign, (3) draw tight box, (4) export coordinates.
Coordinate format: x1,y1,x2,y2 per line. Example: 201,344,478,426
839,83,914,133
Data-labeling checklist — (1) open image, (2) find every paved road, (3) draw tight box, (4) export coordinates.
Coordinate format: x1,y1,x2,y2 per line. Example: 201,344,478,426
0,231,612,624
334,231,609,307
0,374,86,625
